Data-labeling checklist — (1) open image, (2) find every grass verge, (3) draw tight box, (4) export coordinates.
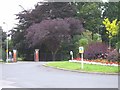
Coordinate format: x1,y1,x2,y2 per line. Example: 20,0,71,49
0,60,3,62
46,61,119,73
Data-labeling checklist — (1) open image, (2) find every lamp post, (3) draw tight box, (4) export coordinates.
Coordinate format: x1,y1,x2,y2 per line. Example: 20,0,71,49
6,34,8,63
3,22,9,63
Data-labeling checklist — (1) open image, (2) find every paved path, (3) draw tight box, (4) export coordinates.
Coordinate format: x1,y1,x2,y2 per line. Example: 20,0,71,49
0,61,118,88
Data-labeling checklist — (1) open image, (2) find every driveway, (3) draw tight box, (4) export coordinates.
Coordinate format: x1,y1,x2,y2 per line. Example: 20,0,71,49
0,61,118,88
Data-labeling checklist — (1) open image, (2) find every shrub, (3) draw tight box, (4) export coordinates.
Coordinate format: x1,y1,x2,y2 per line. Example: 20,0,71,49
79,38,88,48
0,48,2,60
116,41,120,49
107,49,118,62
93,33,101,41
84,42,108,60
2,49,6,61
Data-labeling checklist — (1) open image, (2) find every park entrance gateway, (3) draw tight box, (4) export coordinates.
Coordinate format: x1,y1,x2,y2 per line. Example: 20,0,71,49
34,49,39,62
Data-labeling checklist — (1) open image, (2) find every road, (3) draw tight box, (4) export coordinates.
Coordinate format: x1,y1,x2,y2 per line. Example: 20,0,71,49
0,61,118,88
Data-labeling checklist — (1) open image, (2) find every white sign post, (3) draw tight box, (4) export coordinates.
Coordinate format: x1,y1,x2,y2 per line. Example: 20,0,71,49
79,47,84,69
70,51,73,60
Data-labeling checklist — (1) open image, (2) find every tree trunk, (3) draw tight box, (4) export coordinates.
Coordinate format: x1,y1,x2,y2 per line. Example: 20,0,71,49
52,52,56,61
52,51,57,61
109,38,111,49
51,47,60,61
101,28,109,45
91,32,94,40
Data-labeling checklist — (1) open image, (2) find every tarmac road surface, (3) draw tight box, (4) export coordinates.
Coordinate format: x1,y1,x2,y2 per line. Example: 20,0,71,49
0,61,118,88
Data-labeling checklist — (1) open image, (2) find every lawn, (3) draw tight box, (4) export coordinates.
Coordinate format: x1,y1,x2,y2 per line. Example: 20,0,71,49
46,61,119,73
0,60,3,62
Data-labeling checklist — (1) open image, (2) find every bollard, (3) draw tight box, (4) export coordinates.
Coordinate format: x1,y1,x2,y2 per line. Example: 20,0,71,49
70,51,73,60
9,51,12,62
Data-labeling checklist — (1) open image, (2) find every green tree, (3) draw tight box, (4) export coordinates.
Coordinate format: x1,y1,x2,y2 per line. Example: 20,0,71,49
116,21,120,49
0,26,6,61
101,2,119,46
26,18,83,61
75,2,119,45
79,38,88,48
75,2,102,40
12,2,79,60
103,18,119,48
0,26,2,60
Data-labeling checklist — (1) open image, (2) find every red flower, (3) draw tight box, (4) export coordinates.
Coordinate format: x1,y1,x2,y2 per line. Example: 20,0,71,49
106,62,108,64
110,62,113,64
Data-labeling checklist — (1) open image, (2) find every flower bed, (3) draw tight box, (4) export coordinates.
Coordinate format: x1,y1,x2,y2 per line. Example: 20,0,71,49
69,58,120,66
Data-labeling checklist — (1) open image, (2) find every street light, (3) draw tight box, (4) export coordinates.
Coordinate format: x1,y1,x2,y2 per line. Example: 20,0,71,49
3,22,9,63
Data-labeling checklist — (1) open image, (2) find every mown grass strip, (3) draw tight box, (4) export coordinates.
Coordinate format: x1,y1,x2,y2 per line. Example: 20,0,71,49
46,61,119,73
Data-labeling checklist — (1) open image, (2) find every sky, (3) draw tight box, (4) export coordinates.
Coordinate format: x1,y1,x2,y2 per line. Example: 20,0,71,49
0,0,43,32
0,0,111,32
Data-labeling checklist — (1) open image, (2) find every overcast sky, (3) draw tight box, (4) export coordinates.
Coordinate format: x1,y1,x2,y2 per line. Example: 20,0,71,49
0,0,43,32
0,0,110,32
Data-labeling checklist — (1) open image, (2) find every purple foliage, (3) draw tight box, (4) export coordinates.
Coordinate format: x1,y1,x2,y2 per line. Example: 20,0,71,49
65,17,84,35
26,18,83,48
84,42,108,60
17,2,76,24
26,18,70,47
25,18,83,60
107,49,118,61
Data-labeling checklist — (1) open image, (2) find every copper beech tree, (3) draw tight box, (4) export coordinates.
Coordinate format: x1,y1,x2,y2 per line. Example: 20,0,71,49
12,2,77,60
26,18,84,60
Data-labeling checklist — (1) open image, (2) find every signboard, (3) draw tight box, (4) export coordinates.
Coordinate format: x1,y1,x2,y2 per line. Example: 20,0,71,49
79,47,84,53
79,47,84,69
6,49,8,52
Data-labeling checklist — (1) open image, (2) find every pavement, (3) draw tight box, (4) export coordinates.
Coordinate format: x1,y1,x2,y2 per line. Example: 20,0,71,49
0,61,118,88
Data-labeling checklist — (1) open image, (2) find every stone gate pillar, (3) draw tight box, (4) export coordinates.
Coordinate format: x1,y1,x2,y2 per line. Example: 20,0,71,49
35,49,39,62
13,50,17,62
